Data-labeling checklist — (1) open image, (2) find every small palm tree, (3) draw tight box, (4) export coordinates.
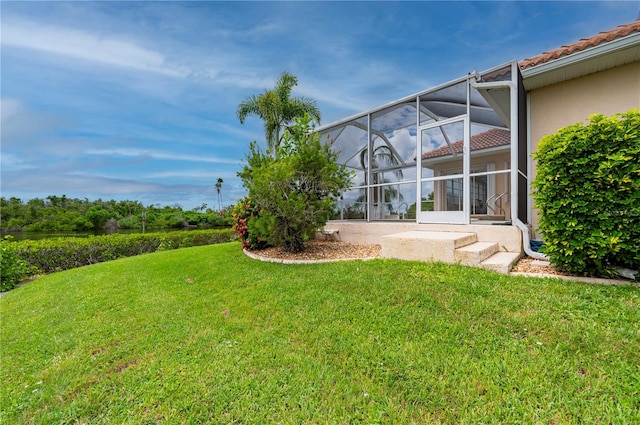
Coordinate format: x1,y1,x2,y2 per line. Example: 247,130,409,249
356,143,404,218
215,178,223,211
237,72,321,157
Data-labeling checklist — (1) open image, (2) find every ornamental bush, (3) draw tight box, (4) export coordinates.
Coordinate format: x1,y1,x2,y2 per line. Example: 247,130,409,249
532,109,640,277
231,197,270,251
238,114,352,253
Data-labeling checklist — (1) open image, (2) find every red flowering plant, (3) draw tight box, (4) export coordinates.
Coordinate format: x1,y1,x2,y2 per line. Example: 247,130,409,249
231,197,270,250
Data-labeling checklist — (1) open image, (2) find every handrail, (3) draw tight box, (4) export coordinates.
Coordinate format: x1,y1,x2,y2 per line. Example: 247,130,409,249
485,192,509,216
493,192,509,216
485,193,499,215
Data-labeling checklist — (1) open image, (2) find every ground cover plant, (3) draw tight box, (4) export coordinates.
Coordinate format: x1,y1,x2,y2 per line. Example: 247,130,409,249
1,243,638,424
532,109,640,277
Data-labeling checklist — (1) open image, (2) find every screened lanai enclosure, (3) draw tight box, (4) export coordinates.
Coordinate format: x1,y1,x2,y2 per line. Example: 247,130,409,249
318,62,528,226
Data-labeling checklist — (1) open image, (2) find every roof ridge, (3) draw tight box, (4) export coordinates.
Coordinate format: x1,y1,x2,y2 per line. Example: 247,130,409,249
519,19,640,70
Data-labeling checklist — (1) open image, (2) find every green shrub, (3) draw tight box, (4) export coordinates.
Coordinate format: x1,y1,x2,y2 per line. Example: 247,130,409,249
238,114,352,253
1,230,234,287
532,109,640,276
117,215,141,229
0,239,35,291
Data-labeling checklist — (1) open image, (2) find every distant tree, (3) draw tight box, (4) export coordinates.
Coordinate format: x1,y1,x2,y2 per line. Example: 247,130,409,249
193,203,208,213
85,207,111,230
215,178,223,211
236,72,321,157
0,196,228,232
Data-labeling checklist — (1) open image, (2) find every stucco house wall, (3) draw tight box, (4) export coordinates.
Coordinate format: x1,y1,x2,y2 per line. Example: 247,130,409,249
528,60,640,236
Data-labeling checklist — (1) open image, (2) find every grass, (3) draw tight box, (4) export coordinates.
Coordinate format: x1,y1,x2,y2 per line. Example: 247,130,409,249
1,242,638,424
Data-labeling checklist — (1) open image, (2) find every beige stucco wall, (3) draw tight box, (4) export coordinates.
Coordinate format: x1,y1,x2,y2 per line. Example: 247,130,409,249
528,61,640,237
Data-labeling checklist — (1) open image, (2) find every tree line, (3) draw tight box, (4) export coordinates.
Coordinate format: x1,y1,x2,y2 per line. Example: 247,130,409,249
1,196,232,233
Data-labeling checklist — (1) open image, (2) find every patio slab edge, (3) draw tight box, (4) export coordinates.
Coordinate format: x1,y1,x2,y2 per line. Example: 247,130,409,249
243,248,378,264
510,272,638,287
244,249,638,286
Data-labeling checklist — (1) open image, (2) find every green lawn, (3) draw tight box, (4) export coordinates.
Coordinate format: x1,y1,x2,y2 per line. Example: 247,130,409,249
1,242,638,424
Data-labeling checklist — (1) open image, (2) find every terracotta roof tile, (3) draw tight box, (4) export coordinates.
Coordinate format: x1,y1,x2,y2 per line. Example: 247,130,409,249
422,128,510,160
519,19,640,70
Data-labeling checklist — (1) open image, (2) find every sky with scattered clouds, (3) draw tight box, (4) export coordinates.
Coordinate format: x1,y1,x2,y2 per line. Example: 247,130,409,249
1,1,638,210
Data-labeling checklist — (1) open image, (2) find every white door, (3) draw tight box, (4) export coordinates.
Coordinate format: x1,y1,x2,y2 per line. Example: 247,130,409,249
417,116,469,224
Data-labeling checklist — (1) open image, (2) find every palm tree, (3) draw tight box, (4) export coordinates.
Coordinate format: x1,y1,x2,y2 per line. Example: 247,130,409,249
236,72,321,156
357,143,404,218
215,178,223,211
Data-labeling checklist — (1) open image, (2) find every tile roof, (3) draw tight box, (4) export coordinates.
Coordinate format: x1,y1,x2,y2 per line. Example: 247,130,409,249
422,128,510,160
519,19,640,70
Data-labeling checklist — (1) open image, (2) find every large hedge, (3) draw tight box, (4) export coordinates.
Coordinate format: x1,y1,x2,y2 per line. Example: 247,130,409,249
532,109,640,277
0,229,234,291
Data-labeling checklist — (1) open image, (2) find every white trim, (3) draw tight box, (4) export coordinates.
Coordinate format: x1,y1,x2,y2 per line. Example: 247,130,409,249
464,80,471,225
509,62,518,226
366,113,373,222
526,91,532,226
520,32,640,79
417,116,468,224
316,62,515,133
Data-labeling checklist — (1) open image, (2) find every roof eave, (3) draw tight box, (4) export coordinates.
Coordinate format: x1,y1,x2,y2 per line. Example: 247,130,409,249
521,32,640,91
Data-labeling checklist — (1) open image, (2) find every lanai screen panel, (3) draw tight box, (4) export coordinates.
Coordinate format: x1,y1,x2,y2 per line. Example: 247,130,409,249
319,115,368,188
319,116,369,220
420,80,506,129
320,64,517,222
370,101,417,183
367,101,418,220
419,80,468,125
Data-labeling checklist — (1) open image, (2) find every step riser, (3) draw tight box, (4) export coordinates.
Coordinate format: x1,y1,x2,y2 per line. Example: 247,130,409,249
480,252,521,274
381,231,519,274
382,231,477,263
454,242,499,266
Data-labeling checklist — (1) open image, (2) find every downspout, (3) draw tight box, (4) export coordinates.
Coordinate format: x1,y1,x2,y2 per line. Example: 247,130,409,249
514,218,547,260
469,68,548,261
510,62,548,261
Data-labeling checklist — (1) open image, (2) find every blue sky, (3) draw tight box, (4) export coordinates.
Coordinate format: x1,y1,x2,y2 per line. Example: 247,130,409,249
1,1,638,210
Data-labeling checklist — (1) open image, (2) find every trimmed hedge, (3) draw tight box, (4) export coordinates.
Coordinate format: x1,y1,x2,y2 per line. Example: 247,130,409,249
532,110,640,277
1,229,235,289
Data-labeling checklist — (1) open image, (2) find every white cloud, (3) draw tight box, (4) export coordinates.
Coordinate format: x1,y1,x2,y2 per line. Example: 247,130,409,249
0,98,67,146
1,20,188,77
0,152,37,171
145,170,238,179
0,98,24,121
85,148,239,165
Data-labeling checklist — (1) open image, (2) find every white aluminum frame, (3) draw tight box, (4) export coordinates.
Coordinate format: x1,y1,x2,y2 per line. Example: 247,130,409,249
417,114,469,224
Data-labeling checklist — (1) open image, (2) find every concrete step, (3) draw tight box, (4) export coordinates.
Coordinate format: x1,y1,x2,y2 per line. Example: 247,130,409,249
455,242,499,266
480,252,521,274
382,231,477,263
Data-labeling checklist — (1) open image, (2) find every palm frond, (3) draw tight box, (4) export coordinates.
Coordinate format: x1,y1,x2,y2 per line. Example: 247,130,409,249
286,97,321,124
236,95,262,123
274,72,298,102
